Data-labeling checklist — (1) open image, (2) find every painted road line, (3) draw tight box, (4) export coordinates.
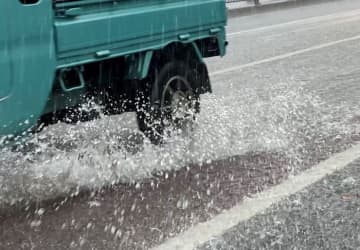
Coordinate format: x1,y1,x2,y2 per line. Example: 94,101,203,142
152,143,360,250
262,15,360,40
228,8,360,37
211,34,360,77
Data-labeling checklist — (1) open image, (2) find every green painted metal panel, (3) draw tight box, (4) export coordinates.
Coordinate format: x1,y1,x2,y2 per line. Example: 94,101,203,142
54,0,227,67
0,1,56,137
0,6,12,100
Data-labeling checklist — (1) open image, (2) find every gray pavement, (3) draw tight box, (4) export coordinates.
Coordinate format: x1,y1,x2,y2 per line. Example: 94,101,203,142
226,0,325,13
198,159,360,250
224,0,360,35
2,1,360,249
226,0,343,17
226,0,286,10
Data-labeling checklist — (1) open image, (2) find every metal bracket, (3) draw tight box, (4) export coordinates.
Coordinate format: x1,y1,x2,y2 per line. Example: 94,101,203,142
58,67,85,92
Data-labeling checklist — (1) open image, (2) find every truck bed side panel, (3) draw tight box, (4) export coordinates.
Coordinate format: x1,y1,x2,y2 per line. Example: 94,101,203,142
55,0,226,67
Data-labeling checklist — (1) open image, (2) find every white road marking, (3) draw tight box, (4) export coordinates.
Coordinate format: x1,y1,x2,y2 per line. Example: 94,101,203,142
210,34,360,77
262,15,360,40
152,143,360,250
228,8,360,37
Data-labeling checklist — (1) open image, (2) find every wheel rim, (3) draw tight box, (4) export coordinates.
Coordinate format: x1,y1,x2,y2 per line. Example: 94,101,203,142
160,75,196,129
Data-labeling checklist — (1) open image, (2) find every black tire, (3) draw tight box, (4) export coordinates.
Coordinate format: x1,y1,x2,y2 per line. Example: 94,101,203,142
136,60,204,144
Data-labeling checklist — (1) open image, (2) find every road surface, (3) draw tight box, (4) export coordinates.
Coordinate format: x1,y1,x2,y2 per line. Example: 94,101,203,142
1,0,360,249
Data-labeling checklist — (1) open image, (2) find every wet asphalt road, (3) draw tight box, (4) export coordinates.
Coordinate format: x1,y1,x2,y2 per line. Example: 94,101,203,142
198,159,360,250
2,0,360,249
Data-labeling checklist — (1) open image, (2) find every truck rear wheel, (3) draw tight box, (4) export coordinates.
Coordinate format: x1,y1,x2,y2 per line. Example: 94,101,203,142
136,60,202,144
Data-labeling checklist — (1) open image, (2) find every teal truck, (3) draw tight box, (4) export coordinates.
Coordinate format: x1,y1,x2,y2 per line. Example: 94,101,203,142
0,0,227,143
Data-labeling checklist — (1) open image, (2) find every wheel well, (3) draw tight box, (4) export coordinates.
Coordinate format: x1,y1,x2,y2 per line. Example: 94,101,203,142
152,42,200,66
151,42,211,94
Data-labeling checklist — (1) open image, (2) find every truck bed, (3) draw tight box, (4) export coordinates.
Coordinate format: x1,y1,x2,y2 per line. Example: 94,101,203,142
53,0,227,67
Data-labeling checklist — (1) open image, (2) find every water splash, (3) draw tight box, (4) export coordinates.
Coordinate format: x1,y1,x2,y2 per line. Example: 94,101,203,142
0,80,358,206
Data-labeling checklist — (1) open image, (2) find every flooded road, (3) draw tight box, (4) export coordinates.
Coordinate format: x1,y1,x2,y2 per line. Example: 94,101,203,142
2,0,360,249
